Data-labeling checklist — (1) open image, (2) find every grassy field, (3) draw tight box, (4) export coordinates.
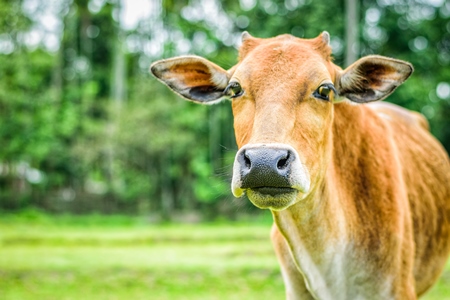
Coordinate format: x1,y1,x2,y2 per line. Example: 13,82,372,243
0,213,449,299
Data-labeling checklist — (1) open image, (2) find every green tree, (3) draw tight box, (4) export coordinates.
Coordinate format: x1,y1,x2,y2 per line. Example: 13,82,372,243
0,0,448,219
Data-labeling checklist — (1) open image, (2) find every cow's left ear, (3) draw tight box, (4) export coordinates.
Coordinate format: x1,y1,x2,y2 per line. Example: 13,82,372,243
336,55,413,103
150,55,230,104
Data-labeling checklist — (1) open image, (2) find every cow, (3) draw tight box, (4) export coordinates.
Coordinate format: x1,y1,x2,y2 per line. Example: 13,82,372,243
150,31,450,299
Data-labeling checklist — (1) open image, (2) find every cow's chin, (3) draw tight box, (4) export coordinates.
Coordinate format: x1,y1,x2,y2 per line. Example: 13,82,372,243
246,188,299,211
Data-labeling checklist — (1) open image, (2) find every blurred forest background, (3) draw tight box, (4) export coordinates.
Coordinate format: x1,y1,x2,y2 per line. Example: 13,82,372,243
1,0,449,220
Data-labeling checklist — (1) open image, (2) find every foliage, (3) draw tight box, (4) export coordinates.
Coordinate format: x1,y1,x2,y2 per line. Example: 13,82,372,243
0,0,448,218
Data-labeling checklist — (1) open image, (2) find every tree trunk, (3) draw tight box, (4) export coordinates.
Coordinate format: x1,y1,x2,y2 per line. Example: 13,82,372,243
345,0,359,66
106,0,127,197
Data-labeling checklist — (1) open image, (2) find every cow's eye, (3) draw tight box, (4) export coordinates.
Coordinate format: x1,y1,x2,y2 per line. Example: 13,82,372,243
225,82,244,98
314,83,336,101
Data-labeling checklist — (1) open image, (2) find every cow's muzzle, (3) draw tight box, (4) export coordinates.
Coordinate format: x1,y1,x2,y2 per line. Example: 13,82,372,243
232,143,310,210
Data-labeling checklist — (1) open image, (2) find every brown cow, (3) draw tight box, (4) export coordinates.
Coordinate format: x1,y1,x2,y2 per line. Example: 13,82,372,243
150,31,450,299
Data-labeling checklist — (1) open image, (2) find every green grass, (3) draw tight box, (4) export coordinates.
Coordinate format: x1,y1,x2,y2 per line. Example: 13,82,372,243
0,214,448,299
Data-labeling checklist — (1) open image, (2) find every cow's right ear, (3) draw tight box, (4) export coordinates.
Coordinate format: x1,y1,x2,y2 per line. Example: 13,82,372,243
150,55,231,104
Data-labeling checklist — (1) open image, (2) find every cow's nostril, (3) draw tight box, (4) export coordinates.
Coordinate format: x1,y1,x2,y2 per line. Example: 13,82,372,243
244,152,252,169
277,152,290,170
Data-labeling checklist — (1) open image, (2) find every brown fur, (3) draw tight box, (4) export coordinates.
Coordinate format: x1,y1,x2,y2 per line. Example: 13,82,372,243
150,32,450,299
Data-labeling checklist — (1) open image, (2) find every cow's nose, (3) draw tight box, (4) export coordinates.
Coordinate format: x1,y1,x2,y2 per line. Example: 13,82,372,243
237,147,293,189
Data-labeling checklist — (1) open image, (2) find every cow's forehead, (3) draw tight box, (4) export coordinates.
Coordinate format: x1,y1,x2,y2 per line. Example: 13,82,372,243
233,36,335,92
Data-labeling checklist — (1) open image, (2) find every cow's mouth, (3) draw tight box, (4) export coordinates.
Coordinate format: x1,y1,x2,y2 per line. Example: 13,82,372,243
246,187,299,211
252,187,296,196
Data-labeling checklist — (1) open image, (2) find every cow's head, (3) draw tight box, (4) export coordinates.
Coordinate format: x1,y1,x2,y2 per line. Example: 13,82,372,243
151,32,413,211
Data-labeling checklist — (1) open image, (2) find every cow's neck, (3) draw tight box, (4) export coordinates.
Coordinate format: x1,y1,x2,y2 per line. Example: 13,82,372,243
271,176,348,299
271,103,367,299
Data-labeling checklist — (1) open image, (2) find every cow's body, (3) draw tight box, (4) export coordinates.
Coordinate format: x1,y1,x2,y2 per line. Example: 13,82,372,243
271,101,450,299
151,32,450,299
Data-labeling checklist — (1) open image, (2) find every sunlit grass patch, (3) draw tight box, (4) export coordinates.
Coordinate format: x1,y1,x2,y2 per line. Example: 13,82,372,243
0,218,284,299
0,268,285,300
